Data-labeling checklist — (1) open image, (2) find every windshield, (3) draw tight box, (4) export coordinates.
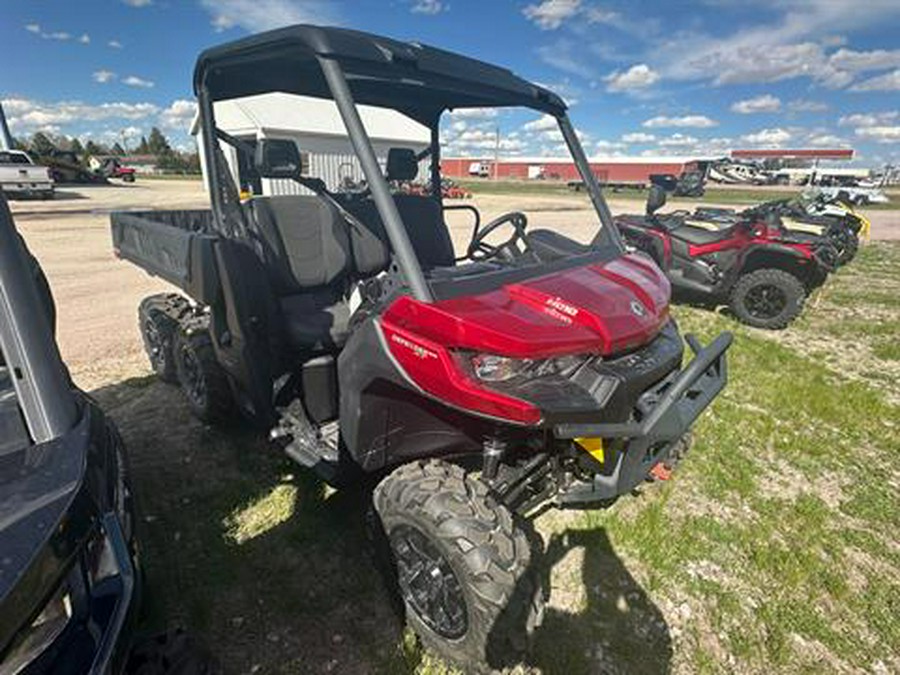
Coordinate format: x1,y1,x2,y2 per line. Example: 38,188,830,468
437,106,613,262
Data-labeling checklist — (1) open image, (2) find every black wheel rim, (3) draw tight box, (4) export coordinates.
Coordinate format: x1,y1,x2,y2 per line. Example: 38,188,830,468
179,342,207,409
143,318,165,371
744,283,788,319
391,525,468,639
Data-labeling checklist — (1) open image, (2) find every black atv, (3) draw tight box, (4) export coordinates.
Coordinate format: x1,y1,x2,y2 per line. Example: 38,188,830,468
112,25,731,671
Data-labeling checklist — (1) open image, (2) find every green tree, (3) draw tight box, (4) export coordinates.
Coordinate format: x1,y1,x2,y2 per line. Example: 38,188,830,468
111,142,125,156
135,136,149,154
146,127,171,156
30,132,57,157
85,140,105,156
70,138,84,156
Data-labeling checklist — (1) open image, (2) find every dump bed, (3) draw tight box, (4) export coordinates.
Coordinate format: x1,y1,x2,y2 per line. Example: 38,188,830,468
110,209,220,305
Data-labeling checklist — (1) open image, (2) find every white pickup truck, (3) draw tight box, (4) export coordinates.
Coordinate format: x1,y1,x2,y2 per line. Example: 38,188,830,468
0,150,54,199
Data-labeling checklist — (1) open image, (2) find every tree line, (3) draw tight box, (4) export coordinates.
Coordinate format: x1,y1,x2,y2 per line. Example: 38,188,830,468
12,126,200,174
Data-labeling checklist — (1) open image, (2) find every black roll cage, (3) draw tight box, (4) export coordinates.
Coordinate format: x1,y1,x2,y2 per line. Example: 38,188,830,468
194,25,624,304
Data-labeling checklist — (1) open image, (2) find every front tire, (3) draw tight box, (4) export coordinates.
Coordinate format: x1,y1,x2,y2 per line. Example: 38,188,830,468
172,319,234,424
373,460,542,672
730,268,806,329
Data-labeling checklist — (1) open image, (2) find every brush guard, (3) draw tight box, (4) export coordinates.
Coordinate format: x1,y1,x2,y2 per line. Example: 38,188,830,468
552,331,732,505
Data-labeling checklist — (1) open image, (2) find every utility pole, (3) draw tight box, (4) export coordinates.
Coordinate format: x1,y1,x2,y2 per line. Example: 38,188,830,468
493,124,500,181
0,101,13,151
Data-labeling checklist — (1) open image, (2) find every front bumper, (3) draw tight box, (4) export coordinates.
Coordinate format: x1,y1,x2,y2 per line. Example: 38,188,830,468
552,331,732,505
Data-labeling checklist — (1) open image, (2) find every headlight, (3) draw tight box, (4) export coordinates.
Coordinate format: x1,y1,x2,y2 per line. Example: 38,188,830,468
1,573,75,674
470,353,590,383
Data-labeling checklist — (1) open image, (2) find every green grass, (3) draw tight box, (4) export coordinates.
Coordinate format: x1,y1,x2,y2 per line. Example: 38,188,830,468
96,243,900,674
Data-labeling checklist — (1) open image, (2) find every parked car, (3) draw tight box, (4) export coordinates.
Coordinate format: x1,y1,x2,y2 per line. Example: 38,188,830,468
0,150,54,199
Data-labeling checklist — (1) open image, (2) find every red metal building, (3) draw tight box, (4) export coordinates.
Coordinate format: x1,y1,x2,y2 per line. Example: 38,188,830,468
441,156,704,183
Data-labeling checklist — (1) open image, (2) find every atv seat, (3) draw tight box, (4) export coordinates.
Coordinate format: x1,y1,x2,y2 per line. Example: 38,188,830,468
248,195,356,352
669,220,737,246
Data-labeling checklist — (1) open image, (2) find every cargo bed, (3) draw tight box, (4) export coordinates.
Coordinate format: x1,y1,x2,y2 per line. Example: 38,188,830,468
110,209,220,304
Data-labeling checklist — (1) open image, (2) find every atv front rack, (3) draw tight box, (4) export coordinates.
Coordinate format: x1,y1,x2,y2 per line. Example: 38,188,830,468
553,331,732,505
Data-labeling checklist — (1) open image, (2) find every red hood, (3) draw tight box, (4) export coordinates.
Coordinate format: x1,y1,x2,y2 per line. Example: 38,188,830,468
382,253,670,358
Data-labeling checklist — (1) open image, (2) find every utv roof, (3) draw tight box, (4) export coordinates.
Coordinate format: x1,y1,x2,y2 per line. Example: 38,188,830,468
193,24,567,126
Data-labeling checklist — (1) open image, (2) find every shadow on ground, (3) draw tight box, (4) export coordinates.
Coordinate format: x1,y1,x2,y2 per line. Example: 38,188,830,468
92,375,671,674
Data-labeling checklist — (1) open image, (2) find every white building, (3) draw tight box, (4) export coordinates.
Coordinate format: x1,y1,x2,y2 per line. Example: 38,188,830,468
191,92,430,195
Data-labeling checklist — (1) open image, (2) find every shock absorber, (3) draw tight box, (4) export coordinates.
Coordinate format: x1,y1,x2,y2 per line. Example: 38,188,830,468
482,436,506,482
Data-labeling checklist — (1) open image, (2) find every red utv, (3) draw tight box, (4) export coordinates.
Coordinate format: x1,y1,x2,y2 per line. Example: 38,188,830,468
612,184,838,329
111,25,731,671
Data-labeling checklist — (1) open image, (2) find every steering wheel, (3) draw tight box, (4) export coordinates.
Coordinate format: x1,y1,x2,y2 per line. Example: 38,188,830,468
467,211,530,262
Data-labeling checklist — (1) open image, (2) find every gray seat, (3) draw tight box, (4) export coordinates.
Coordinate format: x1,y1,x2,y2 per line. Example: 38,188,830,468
249,195,353,352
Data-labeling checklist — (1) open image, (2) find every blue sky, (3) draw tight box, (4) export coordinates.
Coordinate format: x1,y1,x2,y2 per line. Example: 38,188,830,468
1,0,898,165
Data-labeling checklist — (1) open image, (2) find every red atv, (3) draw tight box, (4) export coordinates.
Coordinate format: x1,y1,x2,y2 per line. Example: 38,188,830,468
112,25,731,671
613,185,837,329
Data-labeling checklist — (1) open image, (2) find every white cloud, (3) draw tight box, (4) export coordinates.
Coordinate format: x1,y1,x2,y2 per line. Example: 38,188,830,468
655,2,900,89
621,132,655,143
122,0,153,6
604,64,660,93
201,0,339,33
742,127,792,146
447,107,498,120
160,100,198,130
410,0,446,14
730,94,781,114
829,48,900,72
2,97,161,134
93,70,117,84
658,133,698,148
806,134,848,147
787,99,829,113
108,40,123,49
522,0,581,30
25,23,41,33
642,115,718,129
122,76,155,88
523,115,558,133
839,111,898,127
849,69,900,92
596,139,626,152
854,126,900,144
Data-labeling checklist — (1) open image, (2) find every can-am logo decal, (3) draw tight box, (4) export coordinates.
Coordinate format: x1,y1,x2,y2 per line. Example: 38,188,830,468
390,333,438,360
630,300,647,317
546,297,579,317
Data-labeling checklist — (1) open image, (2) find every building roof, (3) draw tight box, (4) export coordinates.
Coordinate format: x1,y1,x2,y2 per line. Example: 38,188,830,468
190,92,430,145
193,24,565,126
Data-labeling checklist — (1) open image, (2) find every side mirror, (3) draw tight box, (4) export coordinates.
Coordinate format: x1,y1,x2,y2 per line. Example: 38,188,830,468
646,184,667,216
254,139,306,179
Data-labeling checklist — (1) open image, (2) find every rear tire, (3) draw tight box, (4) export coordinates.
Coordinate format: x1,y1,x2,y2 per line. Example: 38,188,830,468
138,294,192,384
172,318,234,424
730,268,806,329
373,460,543,673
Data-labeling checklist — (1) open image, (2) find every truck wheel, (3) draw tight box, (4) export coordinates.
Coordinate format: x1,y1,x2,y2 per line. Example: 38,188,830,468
138,294,192,383
730,268,805,330
123,174,136,183
373,460,543,672
172,319,234,424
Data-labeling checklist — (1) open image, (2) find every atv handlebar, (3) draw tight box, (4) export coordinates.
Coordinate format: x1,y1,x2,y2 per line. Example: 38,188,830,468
553,331,732,505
